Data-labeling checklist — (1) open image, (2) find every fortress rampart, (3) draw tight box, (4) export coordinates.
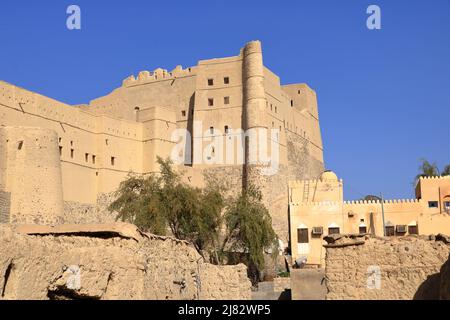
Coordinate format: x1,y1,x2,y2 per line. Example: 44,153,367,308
0,41,325,241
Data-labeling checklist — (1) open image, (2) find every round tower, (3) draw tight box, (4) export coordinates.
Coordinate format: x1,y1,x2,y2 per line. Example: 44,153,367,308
242,40,268,189
0,127,64,225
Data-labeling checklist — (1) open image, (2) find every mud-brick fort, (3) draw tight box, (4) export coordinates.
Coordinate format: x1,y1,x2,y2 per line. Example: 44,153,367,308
0,41,324,242
1,40,449,268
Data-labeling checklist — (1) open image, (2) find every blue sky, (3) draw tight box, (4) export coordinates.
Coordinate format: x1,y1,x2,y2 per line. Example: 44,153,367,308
1,0,449,200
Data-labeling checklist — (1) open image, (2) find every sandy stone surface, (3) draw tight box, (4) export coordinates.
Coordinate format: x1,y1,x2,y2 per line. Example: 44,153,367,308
0,223,251,300
325,235,450,300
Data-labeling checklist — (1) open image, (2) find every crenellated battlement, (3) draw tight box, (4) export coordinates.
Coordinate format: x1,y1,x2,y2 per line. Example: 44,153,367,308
122,65,196,87
290,201,342,207
289,197,422,207
419,175,450,180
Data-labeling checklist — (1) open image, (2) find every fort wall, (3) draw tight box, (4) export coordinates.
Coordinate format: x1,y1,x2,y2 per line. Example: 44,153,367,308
0,41,325,239
0,127,64,224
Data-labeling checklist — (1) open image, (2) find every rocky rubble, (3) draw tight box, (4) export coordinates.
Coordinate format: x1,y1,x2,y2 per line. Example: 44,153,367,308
0,223,251,300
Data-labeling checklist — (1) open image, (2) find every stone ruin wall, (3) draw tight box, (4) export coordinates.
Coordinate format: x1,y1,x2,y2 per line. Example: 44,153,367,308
62,192,117,225
325,234,450,300
0,223,251,300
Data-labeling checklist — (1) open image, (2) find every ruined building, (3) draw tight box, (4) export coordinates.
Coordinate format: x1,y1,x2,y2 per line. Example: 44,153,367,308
0,41,324,242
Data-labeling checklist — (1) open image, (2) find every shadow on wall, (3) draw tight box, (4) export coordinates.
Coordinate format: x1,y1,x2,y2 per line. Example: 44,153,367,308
414,252,450,300
413,273,441,300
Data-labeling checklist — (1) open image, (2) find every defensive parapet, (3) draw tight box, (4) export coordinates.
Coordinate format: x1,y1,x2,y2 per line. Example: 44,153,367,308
122,65,196,87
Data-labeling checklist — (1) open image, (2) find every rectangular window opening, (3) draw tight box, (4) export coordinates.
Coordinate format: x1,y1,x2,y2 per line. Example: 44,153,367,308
297,228,309,244
328,227,340,235
385,226,395,236
428,201,439,208
408,225,419,235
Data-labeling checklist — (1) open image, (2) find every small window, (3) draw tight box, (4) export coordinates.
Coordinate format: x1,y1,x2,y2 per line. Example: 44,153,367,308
210,127,214,134
428,201,439,208
291,100,294,107
270,104,273,111
359,226,367,234
298,90,301,94
328,227,340,235
70,141,73,146
92,155,96,164
297,228,309,244
58,137,62,143
408,225,419,235
224,125,229,134
275,106,277,113
224,96,230,105
445,201,450,209
181,110,186,117
385,226,395,236
17,141,23,150
85,153,89,162
111,157,115,166
59,146,63,156
208,98,214,107
105,139,109,145
207,79,214,86
70,149,74,159
224,77,229,84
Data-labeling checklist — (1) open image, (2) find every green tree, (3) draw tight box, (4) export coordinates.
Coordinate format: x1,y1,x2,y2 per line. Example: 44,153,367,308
442,165,450,177
109,157,223,257
416,158,440,181
220,185,278,283
108,157,277,282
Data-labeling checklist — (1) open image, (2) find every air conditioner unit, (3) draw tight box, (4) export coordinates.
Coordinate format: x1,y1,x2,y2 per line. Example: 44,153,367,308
396,225,407,233
312,227,323,235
